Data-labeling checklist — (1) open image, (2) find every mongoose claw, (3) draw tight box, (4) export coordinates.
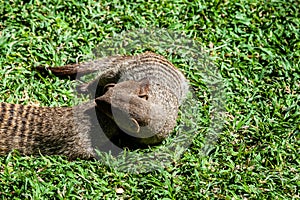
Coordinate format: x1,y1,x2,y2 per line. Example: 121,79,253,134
129,118,140,134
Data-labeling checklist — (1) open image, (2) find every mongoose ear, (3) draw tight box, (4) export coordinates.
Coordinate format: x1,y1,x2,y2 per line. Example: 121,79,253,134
139,79,150,100
95,95,111,106
95,96,102,106
140,78,150,87
129,118,140,134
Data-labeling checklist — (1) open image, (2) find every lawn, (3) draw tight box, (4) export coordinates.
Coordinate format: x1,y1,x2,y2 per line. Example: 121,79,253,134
0,0,299,199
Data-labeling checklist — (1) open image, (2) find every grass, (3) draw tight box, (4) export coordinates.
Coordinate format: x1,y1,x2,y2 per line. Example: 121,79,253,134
0,0,299,199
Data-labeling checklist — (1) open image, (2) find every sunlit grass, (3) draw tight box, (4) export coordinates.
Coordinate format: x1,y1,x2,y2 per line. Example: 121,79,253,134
0,0,299,199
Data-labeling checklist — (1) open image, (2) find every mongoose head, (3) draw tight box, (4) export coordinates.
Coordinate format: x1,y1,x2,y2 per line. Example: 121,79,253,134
95,79,166,140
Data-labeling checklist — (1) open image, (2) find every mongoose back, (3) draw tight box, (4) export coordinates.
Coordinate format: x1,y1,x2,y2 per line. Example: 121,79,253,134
0,52,188,159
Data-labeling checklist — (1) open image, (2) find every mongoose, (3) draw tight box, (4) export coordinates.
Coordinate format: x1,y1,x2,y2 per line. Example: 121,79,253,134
0,52,188,159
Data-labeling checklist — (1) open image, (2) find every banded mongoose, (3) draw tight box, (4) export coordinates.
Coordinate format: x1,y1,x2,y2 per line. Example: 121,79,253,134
0,52,188,159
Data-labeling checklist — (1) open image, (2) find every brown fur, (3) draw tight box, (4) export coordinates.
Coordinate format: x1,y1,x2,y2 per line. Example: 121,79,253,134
0,52,188,159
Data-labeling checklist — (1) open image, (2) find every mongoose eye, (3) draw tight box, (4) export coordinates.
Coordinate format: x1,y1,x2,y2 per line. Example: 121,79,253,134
103,83,116,93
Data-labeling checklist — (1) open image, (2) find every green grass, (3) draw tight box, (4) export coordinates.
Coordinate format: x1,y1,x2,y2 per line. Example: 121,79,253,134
0,0,299,199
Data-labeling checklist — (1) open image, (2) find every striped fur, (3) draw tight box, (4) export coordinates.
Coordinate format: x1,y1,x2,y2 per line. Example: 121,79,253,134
0,52,188,159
